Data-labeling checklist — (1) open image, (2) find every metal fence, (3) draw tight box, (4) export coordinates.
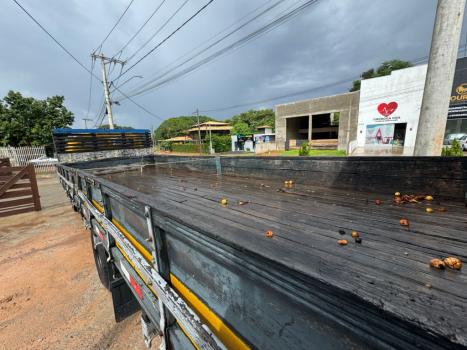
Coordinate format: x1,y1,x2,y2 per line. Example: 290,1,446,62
0,147,57,173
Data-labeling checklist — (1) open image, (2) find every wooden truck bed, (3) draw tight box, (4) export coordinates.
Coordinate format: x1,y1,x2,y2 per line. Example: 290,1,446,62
94,160,467,348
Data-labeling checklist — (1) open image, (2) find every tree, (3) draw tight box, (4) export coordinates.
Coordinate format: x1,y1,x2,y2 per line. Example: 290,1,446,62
229,109,275,135
0,91,74,147
350,60,412,92
231,122,251,135
154,115,214,140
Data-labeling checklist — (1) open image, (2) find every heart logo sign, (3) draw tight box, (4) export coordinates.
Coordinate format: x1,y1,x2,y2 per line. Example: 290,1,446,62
377,102,398,117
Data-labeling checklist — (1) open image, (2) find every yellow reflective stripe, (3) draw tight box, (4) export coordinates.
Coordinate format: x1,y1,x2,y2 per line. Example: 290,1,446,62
94,204,248,350
92,200,104,213
112,219,153,263
170,274,250,350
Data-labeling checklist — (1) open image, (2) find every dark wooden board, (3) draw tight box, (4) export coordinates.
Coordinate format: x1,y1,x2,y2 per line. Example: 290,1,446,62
101,164,467,347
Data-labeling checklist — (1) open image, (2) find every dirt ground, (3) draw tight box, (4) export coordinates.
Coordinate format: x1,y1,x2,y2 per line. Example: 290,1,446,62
0,177,159,350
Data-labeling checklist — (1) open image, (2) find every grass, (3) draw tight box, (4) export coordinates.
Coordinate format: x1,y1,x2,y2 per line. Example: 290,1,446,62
280,149,347,157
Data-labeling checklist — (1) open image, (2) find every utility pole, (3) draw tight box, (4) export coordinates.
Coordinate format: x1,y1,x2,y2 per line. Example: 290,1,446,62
82,118,93,129
414,0,466,156
194,108,202,155
91,52,125,129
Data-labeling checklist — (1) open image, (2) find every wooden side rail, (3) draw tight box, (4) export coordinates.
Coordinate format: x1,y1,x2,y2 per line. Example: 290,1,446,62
0,164,41,217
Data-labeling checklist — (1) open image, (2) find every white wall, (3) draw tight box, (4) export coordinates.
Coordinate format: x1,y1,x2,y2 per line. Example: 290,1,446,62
357,65,428,155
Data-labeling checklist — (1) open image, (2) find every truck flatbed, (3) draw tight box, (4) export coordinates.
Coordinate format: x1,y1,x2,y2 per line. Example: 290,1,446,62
96,163,467,348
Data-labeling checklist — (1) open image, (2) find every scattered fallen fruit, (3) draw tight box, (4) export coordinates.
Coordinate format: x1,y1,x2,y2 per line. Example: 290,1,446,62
425,207,434,213
338,239,348,246
351,231,359,238
425,283,432,289
436,207,447,212
396,194,427,204
220,198,228,205
238,201,249,206
430,258,445,269
375,199,382,205
394,192,401,197
443,257,462,270
265,230,274,238
338,229,346,235
425,195,434,201
355,237,362,244
399,218,409,226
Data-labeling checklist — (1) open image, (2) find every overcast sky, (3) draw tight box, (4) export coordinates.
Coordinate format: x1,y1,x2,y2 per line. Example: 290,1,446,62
2,0,467,130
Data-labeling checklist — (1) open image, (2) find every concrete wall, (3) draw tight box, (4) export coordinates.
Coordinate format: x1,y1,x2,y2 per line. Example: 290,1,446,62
357,65,428,156
57,148,153,163
275,91,360,151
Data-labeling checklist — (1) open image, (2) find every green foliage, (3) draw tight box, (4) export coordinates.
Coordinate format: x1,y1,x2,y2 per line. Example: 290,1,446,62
298,143,310,156
0,90,74,147
350,60,412,92
331,112,340,126
229,109,274,135
210,135,231,153
154,115,214,140
171,143,203,153
231,122,251,135
442,139,464,156
281,149,347,157
159,140,173,151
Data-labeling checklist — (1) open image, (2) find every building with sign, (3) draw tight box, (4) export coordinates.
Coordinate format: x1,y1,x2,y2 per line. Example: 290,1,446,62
274,58,467,155
446,57,467,138
356,57,467,155
356,65,427,155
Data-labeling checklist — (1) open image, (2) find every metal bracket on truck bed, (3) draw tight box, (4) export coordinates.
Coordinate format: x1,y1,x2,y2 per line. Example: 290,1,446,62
78,191,227,350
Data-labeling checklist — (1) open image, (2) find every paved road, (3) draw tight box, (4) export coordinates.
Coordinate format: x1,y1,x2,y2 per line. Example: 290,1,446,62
0,177,158,349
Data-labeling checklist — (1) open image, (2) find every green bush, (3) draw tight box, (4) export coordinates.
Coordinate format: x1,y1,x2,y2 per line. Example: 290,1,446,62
172,143,203,153
442,139,463,156
210,135,231,153
298,143,310,156
159,140,172,151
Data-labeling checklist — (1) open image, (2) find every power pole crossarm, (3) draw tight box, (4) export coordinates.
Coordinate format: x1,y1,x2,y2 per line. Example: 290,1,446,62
91,53,125,129
414,0,466,156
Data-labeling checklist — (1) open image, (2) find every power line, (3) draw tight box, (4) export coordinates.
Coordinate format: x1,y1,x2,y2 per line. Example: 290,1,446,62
121,0,287,95
118,0,276,91
114,0,167,57
113,86,163,121
11,0,160,123
201,76,358,113
11,0,97,77
95,0,135,52
85,57,96,117
119,0,319,99
197,48,467,114
125,0,190,62
117,0,216,80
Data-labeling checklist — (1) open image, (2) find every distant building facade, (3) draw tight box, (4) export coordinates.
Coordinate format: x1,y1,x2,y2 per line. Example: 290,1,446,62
186,121,232,140
275,91,360,151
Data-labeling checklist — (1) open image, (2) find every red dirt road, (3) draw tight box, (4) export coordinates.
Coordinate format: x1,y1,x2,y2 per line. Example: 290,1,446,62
0,177,158,349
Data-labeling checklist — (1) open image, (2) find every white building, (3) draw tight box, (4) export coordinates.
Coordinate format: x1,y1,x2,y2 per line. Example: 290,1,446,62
356,65,428,156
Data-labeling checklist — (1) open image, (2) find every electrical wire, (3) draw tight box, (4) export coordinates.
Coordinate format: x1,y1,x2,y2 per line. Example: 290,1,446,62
196,46,467,114
125,0,190,62
11,0,160,123
113,0,167,58
11,0,97,77
95,0,135,52
86,57,96,117
117,0,216,80
118,0,319,100
121,0,287,95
